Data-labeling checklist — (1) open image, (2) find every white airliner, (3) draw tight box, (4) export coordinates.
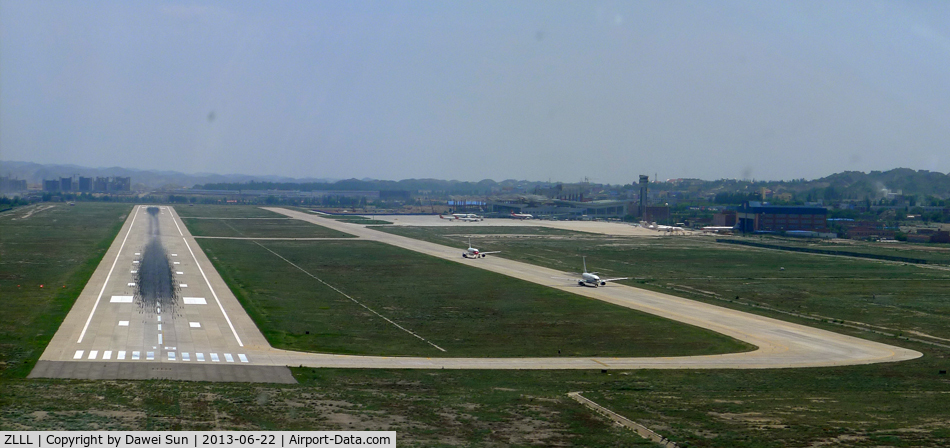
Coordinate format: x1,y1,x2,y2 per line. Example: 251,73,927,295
462,237,500,258
644,222,686,233
440,214,484,222
510,211,533,220
555,257,629,287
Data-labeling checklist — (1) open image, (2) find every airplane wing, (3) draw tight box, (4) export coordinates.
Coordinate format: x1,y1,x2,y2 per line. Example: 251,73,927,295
480,251,501,255
550,276,580,282
600,277,630,283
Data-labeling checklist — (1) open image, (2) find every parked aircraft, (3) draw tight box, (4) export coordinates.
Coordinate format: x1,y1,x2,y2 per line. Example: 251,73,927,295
510,211,533,220
440,214,484,222
701,226,735,234
555,257,629,287
643,222,686,233
462,237,500,258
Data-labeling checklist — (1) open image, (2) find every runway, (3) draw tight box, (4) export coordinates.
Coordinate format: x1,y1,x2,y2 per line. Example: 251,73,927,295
32,205,293,382
32,206,921,381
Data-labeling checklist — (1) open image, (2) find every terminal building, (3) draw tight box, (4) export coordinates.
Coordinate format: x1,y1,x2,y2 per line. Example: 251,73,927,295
736,202,828,233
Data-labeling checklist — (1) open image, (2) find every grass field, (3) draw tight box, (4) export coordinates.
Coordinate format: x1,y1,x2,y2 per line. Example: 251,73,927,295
3,359,948,446
0,370,653,446
3,205,950,446
182,217,354,238
0,203,131,378
173,205,285,218
736,235,950,265
198,238,751,357
174,205,354,238
378,226,950,342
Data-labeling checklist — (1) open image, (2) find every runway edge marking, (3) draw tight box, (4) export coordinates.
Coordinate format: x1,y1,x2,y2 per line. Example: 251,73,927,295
77,205,141,343
171,207,244,347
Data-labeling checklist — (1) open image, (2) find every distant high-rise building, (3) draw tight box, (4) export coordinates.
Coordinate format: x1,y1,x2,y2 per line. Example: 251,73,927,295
1,177,26,192
0,176,28,192
41,176,132,194
44,179,60,192
78,176,93,192
112,176,131,191
94,177,109,192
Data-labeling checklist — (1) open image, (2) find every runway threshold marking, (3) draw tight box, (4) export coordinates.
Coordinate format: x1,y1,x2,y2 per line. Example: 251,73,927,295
249,239,447,352
78,205,142,343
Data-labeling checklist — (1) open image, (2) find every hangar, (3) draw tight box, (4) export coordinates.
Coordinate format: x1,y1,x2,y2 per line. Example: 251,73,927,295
736,202,828,233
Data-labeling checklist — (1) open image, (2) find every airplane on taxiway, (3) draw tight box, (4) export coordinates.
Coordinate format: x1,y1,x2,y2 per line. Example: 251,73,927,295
509,211,533,220
462,237,500,258
554,256,629,287
644,222,686,233
440,213,484,222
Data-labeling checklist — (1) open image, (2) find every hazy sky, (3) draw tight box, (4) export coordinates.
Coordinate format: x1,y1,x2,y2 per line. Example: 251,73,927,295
3,1,949,184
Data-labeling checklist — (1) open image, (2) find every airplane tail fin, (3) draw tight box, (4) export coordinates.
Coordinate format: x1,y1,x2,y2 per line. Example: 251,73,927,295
582,256,587,273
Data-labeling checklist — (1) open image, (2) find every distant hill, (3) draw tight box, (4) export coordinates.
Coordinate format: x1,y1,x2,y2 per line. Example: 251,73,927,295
0,161,337,190
816,169,950,197
194,178,545,195
649,168,950,201
2,161,948,199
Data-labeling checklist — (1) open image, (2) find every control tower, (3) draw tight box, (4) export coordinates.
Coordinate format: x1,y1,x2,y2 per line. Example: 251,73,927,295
638,175,649,217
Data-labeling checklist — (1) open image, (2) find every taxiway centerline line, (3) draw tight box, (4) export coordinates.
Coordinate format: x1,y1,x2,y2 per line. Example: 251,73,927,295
77,205,141,343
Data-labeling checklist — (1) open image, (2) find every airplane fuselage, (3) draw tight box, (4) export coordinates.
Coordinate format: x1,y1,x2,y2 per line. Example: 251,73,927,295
453,214,483,221
580,272,606,287
463,248,485,258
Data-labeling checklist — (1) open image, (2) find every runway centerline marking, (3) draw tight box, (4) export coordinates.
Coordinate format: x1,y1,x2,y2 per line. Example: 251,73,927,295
78,205,141,343
250,240,447,352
